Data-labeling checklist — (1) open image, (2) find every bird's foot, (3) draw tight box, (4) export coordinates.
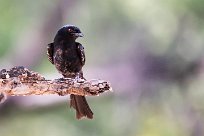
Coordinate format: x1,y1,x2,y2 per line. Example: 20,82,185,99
74,74,85,83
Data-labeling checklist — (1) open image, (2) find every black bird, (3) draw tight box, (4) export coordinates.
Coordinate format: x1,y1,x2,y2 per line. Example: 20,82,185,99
47,25,93,119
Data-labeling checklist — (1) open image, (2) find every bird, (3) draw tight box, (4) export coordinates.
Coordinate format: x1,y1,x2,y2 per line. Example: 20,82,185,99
47,24,93,119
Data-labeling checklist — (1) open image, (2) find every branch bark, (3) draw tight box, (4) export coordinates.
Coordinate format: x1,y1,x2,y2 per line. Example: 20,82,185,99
0,66,112,103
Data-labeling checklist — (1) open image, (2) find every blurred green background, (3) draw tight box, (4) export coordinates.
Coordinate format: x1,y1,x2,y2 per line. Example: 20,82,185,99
1,0,204,136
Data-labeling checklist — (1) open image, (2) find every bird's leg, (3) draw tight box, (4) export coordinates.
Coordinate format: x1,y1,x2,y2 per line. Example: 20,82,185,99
74,73,85,83
74,73,81,82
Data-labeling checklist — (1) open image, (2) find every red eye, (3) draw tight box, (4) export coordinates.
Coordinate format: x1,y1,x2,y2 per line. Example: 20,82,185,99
68,29,72,32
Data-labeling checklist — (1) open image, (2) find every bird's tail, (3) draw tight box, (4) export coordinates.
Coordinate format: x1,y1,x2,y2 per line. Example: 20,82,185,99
70,94,93,119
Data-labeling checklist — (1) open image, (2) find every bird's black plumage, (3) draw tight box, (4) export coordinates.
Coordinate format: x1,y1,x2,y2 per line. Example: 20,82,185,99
47,25,93,119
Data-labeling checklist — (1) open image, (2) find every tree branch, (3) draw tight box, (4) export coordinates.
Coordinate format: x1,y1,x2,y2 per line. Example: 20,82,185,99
0,66,112,103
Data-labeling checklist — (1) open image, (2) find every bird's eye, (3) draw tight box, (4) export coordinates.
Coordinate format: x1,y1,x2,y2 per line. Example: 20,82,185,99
68,28,73,32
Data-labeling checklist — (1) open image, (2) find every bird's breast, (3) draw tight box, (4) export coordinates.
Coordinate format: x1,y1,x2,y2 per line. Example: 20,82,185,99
53,47,82,75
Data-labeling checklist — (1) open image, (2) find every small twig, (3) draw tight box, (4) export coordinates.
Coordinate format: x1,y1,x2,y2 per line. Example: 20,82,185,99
0,66,112,103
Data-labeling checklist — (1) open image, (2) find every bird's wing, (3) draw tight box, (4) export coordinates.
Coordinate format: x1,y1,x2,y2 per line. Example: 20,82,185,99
76,42,85,66
47,43,54,64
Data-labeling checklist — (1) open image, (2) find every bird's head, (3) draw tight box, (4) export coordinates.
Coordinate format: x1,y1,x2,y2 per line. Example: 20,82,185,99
55,25,83,41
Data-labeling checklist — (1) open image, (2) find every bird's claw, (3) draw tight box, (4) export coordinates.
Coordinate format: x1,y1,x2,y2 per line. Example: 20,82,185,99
73,74,85,83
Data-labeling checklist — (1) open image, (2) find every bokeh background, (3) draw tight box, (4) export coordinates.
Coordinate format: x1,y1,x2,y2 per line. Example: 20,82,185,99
1,0,204,136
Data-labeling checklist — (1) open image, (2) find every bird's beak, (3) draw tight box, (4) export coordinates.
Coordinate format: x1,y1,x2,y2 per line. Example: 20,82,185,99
73,33,84,37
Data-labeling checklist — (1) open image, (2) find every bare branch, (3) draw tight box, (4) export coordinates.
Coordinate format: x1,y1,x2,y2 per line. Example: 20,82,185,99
0,66,112,103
